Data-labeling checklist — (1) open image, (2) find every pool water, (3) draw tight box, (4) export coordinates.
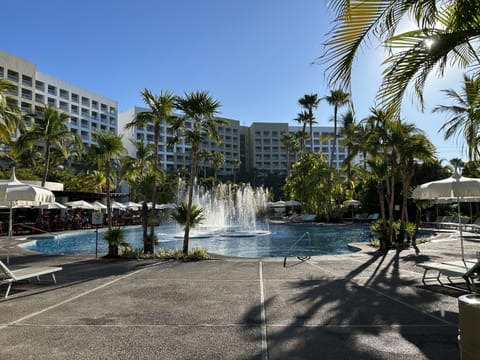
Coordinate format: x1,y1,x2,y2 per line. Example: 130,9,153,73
21,223,377,258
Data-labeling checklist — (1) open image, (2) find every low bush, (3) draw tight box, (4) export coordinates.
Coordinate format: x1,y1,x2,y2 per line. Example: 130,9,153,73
120,246,210,261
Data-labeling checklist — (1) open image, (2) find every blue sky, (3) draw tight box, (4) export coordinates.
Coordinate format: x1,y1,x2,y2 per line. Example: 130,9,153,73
3,0,466,162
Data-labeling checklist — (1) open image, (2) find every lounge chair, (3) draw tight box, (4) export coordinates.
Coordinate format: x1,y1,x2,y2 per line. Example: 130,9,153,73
417,259,479,291
0,260,62,299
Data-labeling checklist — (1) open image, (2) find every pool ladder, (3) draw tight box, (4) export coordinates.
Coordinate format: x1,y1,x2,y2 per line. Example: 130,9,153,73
283,232,312,267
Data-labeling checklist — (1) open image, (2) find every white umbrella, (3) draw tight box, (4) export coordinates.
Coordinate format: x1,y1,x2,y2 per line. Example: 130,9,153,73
124,201,142,210
157,203,176,210
343,199,362,219
37,201,67,210
91,201,107,211
111,201,126,210
0,168,55,263
66,200,95,210
285,200,301,206
272,200,287,208
343,199,361,207
412,171,480,260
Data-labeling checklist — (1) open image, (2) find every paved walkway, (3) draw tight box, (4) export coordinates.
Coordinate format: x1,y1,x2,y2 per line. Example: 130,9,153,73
0,229,478,359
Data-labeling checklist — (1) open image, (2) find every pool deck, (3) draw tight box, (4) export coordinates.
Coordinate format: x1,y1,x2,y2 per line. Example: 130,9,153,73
0,228,478,359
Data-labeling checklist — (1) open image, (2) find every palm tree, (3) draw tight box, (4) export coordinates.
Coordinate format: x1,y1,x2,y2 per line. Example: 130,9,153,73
0,79,21,145
298,94,320,151
231,158,241,183
324,89,350,172
91,131,125,244
209,150,225,179
338,110,356,183
171,90,224,255
17,105,80,186
125,89,174,253
434,74,480,162
397,125,436,241
321,0,480,115
281,132,299,176
293,110,309,151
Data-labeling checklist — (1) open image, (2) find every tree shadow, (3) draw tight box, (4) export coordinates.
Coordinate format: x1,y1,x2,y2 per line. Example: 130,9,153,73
244,251,460,359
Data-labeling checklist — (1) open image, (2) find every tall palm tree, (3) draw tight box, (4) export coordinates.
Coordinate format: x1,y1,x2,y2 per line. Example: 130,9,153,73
338,110,356,183
321,0,480,115
397,125,436,241
0,79,21,145
17,105,79,186
293,110,309,151
231,158,241,183
298,94,320,151
324,89,350,172
281,132,299,176
125,89,174,253
209,150,225,179
171,91,224,255
91,131,125,236
434,74,480,162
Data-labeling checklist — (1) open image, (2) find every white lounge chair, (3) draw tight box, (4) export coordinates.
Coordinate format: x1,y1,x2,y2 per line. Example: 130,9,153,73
417,259,479,291
0,260,62,299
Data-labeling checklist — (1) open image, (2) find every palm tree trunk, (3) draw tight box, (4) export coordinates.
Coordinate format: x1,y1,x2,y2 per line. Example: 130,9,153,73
42,143,51,187
183,147,199,255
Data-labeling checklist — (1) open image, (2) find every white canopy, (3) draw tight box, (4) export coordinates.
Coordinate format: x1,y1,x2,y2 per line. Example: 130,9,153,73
0,168,55,263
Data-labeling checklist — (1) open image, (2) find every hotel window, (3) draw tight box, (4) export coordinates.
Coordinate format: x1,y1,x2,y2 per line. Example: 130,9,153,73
263,131,269,136
100,103,107,112
81,108,89,117
71,105,78,114
59,89,69,99
0,66,3,78
21,88,32,100
35,94,44,104
7,70,19,82
22,75,33,87
109,106,116,113
81,97,90,107
47,97,56,106
91,111,98,119
92,100,98,109
6,84,17,96
21,102,31,113
70,128,77,135
71,93,79,103
59,101,68,111
70,117,78,126
47,85,56,95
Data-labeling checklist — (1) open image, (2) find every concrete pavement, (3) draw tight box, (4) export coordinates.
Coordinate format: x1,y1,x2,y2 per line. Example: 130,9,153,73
0,228,478,359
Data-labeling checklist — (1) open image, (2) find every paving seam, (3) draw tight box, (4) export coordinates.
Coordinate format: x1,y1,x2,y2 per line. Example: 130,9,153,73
258,261,268,360
305,260,456,327
0,261,165,330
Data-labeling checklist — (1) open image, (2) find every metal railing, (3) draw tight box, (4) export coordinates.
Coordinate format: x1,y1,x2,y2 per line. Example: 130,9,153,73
283,231,312,267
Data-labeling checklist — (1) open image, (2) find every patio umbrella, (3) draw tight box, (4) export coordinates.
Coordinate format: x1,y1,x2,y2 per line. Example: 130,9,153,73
412,171,480,260
157,203,176,210
0,168,55,263
91,201,107,211
111,201,126,210
66,200,95,210
285,200,301,207
37,201,67,210
124,201,142,211
343,200,361,219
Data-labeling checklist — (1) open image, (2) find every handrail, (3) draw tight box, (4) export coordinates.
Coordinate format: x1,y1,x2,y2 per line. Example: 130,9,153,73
283,231,312,267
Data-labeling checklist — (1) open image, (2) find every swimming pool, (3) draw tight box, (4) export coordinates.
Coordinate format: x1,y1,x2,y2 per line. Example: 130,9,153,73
21,223,377,258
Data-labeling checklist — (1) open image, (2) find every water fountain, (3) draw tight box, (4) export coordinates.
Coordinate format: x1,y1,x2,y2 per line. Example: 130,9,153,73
175,180,270,238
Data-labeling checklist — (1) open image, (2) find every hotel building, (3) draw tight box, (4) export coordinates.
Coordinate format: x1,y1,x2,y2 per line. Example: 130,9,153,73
0,50,117,148
2,50,355,180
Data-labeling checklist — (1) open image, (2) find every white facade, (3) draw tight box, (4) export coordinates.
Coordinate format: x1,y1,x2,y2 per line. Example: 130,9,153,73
0,50,118,147
118,107,241,175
